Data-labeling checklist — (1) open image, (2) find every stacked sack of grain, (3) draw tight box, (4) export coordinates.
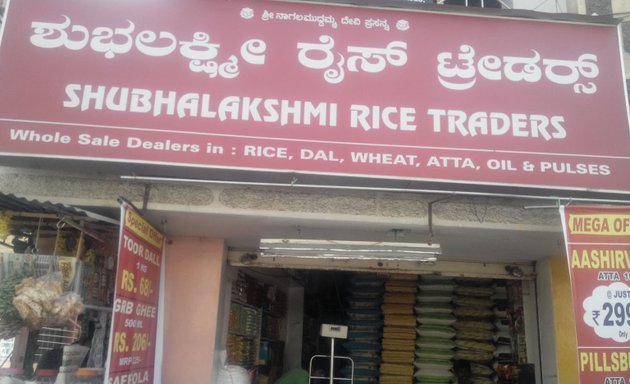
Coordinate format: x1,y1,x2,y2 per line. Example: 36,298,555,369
342,274,385,384
414,275,457,384
378,274,418,384
452,279,497,384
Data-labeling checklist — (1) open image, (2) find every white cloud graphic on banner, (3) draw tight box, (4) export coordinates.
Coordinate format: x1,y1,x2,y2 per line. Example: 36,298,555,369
583,282,630,343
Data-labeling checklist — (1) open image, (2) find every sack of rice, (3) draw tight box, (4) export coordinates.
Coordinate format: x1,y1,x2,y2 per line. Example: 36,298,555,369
416,313,456,326
355,362,380,371
418,281,457,293
343,341,382,351
415,348,455,360
350,319,384,328
379,374,413,384
413,368,455,381
386,280,418,293
453,320,495,331
416,325,456,339
413,358,454,373
417,281,456,291
383,326,416,339
382,303,414,315
347,289,385,299
348,333,381,342
470,363,494,376
381,349,415,363
453,296,494,308
456,328,495,341
384,314,416,327
414,304,454,315
353,377,380,384
351,354,381,364
416,292,453,304
346,366,379,377
348,330,381,340
455,339,497,353
453,307,493,319
347,308,382,319
495,336,512,345
415,337,456,350
494,344,512,357
384,292,417,304
382,338,416,351
380,362,414,376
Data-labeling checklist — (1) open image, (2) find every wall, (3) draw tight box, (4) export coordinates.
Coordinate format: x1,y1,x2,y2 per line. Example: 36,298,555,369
162,237,226,384
536,258,558,384
537,256,579,384
549,255,579,384
284,286,305,372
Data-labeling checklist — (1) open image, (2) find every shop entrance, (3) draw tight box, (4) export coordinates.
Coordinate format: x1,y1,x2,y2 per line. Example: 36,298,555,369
223,266,538,384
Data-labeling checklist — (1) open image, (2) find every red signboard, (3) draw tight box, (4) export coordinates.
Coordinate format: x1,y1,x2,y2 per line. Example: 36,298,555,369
0,0,629,193
560,205,630,384
106,202,163,384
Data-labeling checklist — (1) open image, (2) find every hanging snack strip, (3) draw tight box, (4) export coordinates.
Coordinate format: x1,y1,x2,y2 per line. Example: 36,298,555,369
493,281,520,383
342,274,385,384
414,275,457,384
379,274,417,384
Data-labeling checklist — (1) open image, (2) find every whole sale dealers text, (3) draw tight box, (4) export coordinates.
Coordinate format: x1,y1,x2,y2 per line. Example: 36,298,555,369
14,12,611,177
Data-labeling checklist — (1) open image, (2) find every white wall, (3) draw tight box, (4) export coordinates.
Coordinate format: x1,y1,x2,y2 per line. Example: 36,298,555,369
284,286,305,372
512,0,568,12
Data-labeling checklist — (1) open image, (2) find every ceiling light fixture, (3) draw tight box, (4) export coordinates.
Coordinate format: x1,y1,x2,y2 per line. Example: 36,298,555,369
259,239,441,262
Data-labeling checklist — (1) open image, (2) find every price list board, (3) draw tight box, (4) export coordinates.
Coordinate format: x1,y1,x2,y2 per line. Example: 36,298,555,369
560,205,630,384
105,202,164,384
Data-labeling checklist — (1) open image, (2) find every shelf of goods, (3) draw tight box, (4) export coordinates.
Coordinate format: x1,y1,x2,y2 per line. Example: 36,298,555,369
333,272,526,384
227,271,287,372
341,274,385,384
227,301,262,367
413,276,522,384
379,275,417,384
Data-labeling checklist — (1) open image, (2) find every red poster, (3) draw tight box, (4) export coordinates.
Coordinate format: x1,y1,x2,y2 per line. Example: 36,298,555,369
106,202,164,384
560,205,630,384
0,0,629,193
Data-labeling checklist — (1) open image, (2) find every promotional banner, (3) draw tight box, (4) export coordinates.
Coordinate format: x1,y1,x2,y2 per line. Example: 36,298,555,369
106,202,164,384
560,205,630,384
0,0,629,193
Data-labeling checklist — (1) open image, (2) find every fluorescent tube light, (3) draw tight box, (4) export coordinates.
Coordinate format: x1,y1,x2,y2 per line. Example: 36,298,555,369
259,239,441,262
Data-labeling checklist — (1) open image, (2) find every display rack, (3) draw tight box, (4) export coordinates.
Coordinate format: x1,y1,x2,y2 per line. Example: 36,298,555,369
227,301,262,367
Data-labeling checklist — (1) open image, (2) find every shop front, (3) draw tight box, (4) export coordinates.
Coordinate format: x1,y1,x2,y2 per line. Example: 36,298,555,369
0,176,619,384
0,0,629,383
